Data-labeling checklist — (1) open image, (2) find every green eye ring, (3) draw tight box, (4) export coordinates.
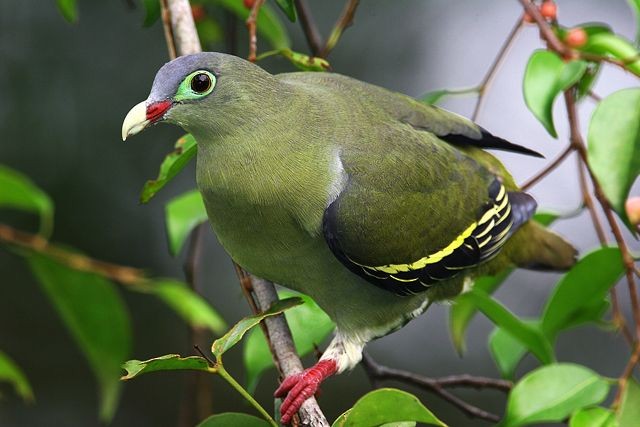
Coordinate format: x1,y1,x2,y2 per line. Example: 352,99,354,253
175,70,216,101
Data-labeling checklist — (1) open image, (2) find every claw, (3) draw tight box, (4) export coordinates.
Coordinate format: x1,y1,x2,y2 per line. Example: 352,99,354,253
275,359,337,424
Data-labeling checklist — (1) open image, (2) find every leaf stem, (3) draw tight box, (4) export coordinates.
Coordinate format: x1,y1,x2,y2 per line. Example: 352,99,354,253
216,364,278,426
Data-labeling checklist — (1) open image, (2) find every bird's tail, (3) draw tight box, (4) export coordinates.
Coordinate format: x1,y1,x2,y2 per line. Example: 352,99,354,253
508,221,578,271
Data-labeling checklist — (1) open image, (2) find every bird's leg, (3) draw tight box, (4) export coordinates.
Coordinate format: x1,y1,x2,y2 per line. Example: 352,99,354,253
274,331,364,424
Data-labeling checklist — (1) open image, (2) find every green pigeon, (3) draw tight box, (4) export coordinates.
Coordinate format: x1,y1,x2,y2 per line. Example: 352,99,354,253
122,52,576,423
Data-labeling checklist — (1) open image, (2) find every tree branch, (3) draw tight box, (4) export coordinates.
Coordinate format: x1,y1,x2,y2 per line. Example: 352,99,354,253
472,15,524,121
361,353,508,423
162,1,329,424
520,144,573,191
294,0,323,56
165,0,201,56
246,0,266,62
320,0,360,58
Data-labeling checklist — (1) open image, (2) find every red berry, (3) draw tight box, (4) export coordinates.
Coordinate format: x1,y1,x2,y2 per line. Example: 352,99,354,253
540,1,557,20
191,5,206,23
243,0,255,9
626,197,640,226
566,28,588,48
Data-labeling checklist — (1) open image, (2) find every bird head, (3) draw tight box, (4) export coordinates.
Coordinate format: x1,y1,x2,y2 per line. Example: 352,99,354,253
121,52,272,141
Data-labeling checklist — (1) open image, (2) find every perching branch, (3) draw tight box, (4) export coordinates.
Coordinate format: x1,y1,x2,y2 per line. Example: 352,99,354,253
361,353,509,423
162,0,329,425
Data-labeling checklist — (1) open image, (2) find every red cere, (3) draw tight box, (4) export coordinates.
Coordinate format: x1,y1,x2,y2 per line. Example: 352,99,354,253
146,100,172,123
275,359,338,424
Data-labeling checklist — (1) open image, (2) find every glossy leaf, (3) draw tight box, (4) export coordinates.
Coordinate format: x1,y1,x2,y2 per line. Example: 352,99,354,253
274,0,296,22
0,351,34,402
578,32,640,77
333,388,447,427
145,279,226,334
503,364,609,427
28,252,131,422
213,0,290,49
449,270,512,355
165,190,208,256
121,354,210,380
629,0,640,46
488,323,533,380
617,378,640,427
142,0,161,27
56,0,78,23
570,407,618,427
576,62,602,101
197,413,271,427
0,165,54,236
280,49,330,71
140,134,197,203
588,88,640,230
523,50,587,137
244,291,334,391
466,288,554,364
212,297,302,358
542,248,622,340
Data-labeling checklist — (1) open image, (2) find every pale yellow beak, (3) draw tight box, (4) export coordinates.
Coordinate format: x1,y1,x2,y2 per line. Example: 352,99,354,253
121,101,148,141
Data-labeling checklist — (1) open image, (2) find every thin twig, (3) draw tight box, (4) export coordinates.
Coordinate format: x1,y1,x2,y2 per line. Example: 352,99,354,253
0,223,146,286
577,158,633,344
614,343,640,407
294,0,323,56
472,15,524,121
320,0,360,58
517,0,567,55
246,0,266,62
159,0,177,60
520,144,573,191
361,353,506,423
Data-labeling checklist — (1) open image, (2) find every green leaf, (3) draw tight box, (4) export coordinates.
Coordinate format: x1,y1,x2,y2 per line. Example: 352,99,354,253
141,134,197,204
578,32,640,77
121,354,210,380
628,0,640,46
244,291,334,391
576,62,602,101
333,388,447,427
0,351,34,402
523,50,587,137
570,407,618,427
212,297,302,359
466,288,554,364
533,211,560,227
28,252,131,422
197,413,271,427
542,248,622,340
279,49,330,71
165,190,208,256
0,165,54,237
588,88,640,231
449,270,512,355
143,279,226,334
488,324,532,380
419,87,479,105
56,0,78,23
617,378,640,427
213,0,290,50
502,364,610,427
141,0,160,27
273,0,296,22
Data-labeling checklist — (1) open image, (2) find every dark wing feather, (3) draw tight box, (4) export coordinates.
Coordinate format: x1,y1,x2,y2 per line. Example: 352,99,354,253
323,179,536,296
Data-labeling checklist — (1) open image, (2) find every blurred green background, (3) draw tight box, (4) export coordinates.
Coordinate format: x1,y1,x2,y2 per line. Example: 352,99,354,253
0,0,636,426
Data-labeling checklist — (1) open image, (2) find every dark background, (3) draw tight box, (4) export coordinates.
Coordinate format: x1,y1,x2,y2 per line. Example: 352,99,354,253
0,1,636,426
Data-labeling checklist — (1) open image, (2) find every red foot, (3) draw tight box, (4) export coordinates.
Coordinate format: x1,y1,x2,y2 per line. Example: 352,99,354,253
274,359,338,424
